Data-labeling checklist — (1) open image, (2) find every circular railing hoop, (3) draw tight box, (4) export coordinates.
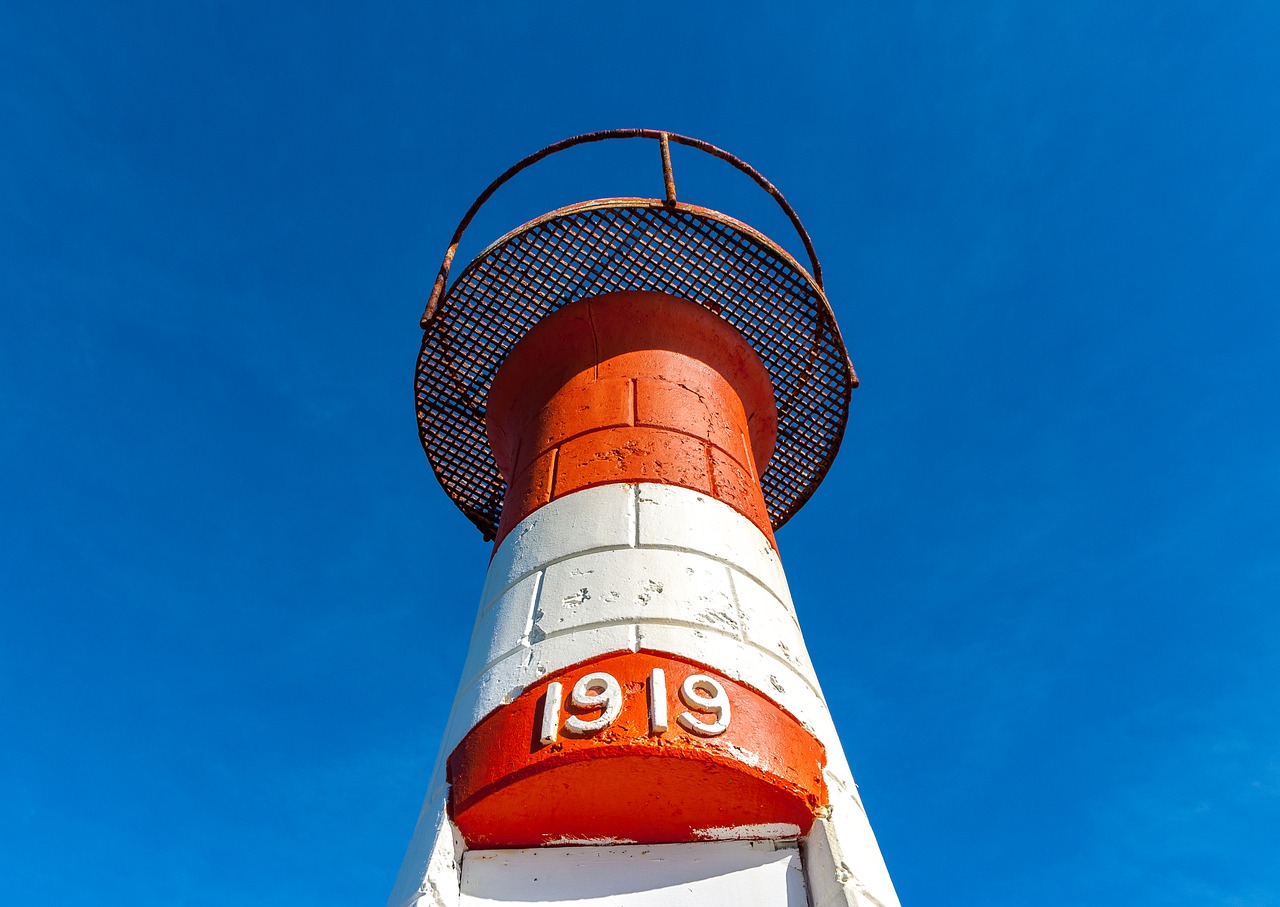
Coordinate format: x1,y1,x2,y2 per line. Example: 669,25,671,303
420,129,824,328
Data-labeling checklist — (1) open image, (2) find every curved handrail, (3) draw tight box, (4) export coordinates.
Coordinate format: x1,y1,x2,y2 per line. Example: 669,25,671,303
420,128,824,327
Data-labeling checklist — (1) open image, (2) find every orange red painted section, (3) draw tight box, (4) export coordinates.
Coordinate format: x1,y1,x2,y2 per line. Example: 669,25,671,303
486,292,778,548
446,651,828,849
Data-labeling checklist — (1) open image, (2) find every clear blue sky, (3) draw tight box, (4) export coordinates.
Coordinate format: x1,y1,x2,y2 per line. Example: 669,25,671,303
2,2,1277,905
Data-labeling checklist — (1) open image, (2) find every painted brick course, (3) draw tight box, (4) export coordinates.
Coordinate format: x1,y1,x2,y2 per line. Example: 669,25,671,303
486,293,778,548
635,483,794,613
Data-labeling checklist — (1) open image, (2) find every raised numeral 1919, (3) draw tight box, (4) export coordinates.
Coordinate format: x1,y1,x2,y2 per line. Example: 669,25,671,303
540,668,731,744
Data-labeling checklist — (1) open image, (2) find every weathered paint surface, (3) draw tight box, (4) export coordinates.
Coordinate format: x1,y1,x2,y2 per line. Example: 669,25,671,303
459,840,807,906
447,651,827,848
388,793,462,907
390,482,901,907
449,483,825,762
486,292,777,546
389,292,900,907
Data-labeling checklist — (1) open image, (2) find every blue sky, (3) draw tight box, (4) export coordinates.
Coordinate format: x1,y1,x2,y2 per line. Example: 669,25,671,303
3,2,1278,905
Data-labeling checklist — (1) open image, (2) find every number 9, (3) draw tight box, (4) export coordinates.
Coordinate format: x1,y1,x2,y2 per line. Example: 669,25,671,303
564,672,623,734
677,674,731,736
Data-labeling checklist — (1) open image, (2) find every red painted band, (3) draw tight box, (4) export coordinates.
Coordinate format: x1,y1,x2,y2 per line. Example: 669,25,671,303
446,651,828,849
487,292,778,547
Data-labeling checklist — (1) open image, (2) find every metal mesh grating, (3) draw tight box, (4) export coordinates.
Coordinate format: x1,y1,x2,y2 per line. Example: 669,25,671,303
415,199,856,540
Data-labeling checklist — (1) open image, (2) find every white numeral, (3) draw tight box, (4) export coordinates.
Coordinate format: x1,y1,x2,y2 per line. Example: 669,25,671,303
649,668,668,734
677,674,731,737
564,672,623,734
540,681,563,744
538,669,731,743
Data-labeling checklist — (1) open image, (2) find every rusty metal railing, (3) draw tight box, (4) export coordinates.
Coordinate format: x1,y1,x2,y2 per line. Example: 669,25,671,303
421,129,825,328
415,130,855,539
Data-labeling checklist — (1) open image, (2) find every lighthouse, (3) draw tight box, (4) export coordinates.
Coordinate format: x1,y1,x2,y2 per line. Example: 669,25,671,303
389,130,901,907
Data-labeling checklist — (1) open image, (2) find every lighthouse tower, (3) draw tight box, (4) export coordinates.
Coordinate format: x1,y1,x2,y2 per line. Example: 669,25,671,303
389,131,900,907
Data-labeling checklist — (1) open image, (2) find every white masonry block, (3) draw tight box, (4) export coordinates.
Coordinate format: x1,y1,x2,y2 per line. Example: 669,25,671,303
636,483,796,614
457,572,541,694
388,792,463,907
802,815,901,907
459,840,808,906
535,547,742,639
480,482,636,610
729,567,815,678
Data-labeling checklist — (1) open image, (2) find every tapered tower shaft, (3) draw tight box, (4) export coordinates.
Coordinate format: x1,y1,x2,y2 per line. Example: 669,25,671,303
391,131,901,907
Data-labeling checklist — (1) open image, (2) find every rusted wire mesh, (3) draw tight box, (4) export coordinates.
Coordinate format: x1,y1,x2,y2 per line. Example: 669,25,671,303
415,198,855,540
